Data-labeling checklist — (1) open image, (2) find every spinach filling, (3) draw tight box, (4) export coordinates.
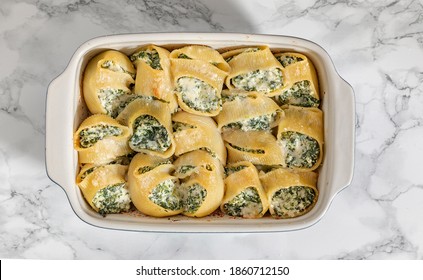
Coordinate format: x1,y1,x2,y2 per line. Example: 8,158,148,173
223,187,263,217
176,77,220,113
148,179,182,211
138,160,172,174
79,125,122,148
172,121,196,132
231,68,283,93
182,183,207,214
130,115,171,152
271,186,316,218
227,143,265,154
101,60,135,78
224,113,277,131
80,166,98,180
177,53,191,59
129,49,162,70
276,80,320,107
92,183,131,216
176,165,196,175
277,55,304,68
98,88,131,118
224,165,248,177
279,131,320,168
225,47,260,63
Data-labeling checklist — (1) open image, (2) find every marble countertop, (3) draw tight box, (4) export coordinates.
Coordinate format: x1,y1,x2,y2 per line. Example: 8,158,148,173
1,0,422,260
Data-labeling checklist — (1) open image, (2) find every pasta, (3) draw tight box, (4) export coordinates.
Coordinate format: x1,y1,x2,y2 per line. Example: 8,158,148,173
172,111,227,164
259,168,318,218
277,106,323,171
73,114,132,164
173,150,225,217
83,50,136,118
76,45,324,219
221,161,269,218
273,52,320,107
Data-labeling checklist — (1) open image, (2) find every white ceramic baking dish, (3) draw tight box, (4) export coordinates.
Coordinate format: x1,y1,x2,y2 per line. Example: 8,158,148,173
46,33,355,232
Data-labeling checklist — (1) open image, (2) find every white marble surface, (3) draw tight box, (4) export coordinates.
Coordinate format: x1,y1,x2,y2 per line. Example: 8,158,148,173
0,0,422,260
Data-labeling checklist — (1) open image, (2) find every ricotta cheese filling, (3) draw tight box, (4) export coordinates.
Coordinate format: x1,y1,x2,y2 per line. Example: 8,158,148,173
130,115,171,152
180,183,207,214
176,77,220,113
148,179,182,211
271,186,315,218
224,165,247,177
277,55,304,68
172,121,196,132
101,60,135,78
276,80,320,107
223,187,263,218
176,165,196,175
92,183,131,216
129,49,162,70
98,88,131,118
279,131,320,169
227,143,265,154
224,113,277,131
79,125,123,148
138,160,172,174
231,68,283,93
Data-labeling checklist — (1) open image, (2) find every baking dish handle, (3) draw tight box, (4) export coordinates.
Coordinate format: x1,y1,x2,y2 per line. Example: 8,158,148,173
45,71,75,190
330,78,355,197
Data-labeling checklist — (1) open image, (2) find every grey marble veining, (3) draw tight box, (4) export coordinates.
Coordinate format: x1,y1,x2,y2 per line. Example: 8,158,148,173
0,0,422,259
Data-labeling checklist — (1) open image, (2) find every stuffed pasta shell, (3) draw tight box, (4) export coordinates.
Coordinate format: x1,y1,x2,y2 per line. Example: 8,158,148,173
83,50,136,117
172,111,227,164
259,168,318,218
215,90,281,132
74,114,132,164
273,52,320,107
127,153,182,217
221,162,269,218
222,46,284,97
277,106,323,171
223,130,283,166
116,98,175,158
173,150,225,217
170,46,228,116
77,163,131,216
130,45,178,112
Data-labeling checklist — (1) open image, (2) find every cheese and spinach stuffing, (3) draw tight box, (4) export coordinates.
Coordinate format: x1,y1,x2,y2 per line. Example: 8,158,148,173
98,88,131,117
231,68,283,93
276,80,320,107
148,179,182,211
130,115,171,152
129,49,162,70
223,113,277,131
181,183,207,214
177,53,191,59
172,121,196,132
225,47,260,63
138,160,172,174
101,60,135,78
79,124,123,148
277,55,304,68
279,131,320,168
223,187,263,218
176,77,220,113
224,165,247,176
80,166,99,180
176,165,196,175
271,186,316,218
227,143,265,154
92,182,131,216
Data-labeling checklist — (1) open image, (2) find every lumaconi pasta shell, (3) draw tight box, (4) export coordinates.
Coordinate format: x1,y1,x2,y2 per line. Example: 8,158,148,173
74,114,132,165
116,98,176,158
83,50,135,115
277,106,323,171
259,168,318,218
222,46,286,97
222,130,284,166
173,150,225,218
172,111,227,165
127,153,182,217
78,164,128,212
220,161,269,218
273,52,320,103
170,45,230,73
133,45,178,113
171,58,227,116
214,90,282,131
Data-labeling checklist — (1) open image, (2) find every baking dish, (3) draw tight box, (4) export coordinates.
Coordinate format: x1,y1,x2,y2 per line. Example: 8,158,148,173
45,33,355,232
